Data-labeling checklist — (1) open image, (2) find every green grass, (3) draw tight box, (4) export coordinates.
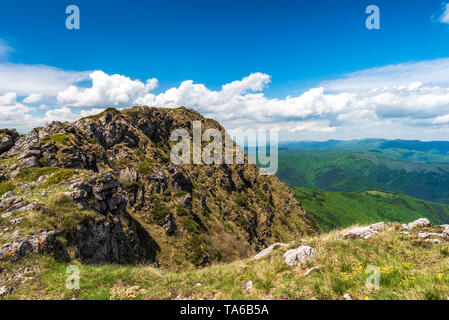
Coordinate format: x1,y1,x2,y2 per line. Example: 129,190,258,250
3,225,449,300
39,134,71,146
16,167,61,183
26,193,98,237
293,187,449,232
0,180,14,196
42,169,77,187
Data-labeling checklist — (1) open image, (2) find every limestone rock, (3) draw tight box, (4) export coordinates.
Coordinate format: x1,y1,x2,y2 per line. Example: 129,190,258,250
0,231,69,262
343,226,378,240
283,245,316,267
253,242,288,260
402,218,432,230
0,129,19,154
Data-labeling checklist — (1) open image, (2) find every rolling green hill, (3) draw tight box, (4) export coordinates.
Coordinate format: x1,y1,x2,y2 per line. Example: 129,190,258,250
293,187,449,232
277,149,449,204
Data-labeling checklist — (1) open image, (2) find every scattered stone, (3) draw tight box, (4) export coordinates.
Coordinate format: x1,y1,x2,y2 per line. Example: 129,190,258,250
37,175,48,183
5,230,21,240
343,222,388,240
402,218,432,230
253,242,288,260
245,280,253,292
10,218,23,225
0,230,69,262
1,212,13,219
343,293,352,300
0,195,28,213
284,245,316,268
418,232,444,239
0,286,12,297
343,226,378,240
162,213,176,236
118,167,138,185
425,238,442,244
1,191,15,200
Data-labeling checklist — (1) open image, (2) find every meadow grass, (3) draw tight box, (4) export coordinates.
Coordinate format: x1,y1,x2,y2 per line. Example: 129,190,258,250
3,225,449,300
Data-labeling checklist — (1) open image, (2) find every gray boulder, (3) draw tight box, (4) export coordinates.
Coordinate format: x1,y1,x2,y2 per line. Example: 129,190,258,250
283,245,316,267
253,242,288,260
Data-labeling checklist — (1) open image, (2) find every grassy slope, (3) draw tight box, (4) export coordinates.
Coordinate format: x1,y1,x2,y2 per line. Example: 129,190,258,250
277,150,449,204
3,224,449,300
293,187,449,232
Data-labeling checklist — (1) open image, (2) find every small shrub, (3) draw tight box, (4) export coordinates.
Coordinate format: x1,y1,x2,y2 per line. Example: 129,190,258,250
137,160,154,175
150,200,171,224
176,205,188,216
234,194,247,207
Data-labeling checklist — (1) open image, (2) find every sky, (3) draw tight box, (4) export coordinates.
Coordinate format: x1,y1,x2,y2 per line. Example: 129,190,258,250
1,0,449,141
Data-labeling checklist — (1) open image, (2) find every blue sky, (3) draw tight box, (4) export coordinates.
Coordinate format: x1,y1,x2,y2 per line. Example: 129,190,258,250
2,0,449,141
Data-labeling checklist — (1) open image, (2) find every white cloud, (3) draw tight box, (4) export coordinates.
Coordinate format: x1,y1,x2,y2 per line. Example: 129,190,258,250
23,93,43,104
0,40,12,57
322,58,449,92
0,92,34,131
57,71,157,108
5,57,449,140
440,3,449,24
42,107,79,123
0,63,90,96
80,108,105,117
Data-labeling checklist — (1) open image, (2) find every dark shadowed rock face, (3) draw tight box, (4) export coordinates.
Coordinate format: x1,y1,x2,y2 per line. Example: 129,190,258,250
0,129,19,155
0,106,319,267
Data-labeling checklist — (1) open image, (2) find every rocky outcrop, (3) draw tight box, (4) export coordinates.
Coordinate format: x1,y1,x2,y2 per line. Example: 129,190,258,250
253,242,288,260
0,106,319,266
0,129,19,155
402,218,432,230
283,245,316,267
343,222,387,240
0,231,69,262
68,173,147,264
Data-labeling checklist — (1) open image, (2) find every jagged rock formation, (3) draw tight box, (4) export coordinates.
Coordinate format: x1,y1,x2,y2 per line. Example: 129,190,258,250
0,106,319,267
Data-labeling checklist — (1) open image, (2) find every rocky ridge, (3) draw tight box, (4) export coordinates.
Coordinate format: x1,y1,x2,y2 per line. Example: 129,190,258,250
0,106,319,267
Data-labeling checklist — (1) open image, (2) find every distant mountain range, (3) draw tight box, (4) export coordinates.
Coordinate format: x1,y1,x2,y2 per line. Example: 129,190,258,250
277,139,449,205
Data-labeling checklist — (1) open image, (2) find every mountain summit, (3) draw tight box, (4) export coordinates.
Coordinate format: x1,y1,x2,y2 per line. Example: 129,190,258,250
0,106,318,268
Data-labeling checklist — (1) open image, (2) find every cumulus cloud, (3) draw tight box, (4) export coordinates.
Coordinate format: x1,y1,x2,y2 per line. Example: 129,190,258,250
5,57,449,140
0,92,34,131
57,71,157,108
23,93,43,104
